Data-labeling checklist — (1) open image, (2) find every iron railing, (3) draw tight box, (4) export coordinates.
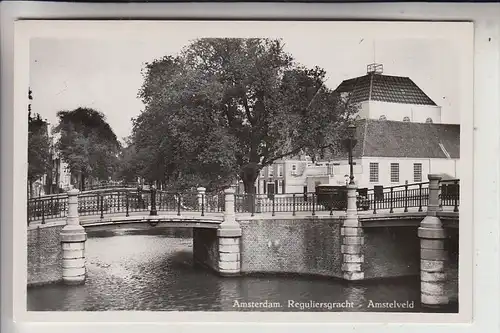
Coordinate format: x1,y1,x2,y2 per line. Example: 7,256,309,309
439,179,460,212
27,180,460,225
364,182,430,214
27,195,68,224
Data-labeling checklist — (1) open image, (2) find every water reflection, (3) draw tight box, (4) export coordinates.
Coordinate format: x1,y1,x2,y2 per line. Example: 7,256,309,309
27,229,457,312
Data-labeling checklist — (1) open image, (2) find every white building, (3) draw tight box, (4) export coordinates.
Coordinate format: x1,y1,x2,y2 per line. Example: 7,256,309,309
251,63,460,194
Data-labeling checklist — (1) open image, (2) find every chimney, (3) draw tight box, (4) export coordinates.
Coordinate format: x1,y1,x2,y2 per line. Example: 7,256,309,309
367,63,383,74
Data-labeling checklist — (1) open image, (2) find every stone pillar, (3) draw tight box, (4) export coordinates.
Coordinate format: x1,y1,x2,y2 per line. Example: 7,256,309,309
197,187,206,211
341,184,364,280
60,189,87,285
217,186,242,276
418,174,448,307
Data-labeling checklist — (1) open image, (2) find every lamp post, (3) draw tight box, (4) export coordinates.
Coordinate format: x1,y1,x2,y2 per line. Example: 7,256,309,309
344,124,358,185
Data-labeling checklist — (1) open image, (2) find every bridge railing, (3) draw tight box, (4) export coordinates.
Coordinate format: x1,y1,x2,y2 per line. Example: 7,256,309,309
364,182,430,214
27,178,459,225
234,193,338,216
27,195,68,224
439,179,460,212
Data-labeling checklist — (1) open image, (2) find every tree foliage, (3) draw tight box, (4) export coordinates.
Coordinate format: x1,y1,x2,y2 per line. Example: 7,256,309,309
131,38,357,192
28,111,52,186
53,107,121,189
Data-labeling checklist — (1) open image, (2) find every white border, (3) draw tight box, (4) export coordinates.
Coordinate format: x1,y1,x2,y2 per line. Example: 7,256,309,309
1,2,499,333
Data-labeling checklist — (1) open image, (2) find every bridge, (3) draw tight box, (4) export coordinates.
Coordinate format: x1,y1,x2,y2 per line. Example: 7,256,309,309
27,174,459,308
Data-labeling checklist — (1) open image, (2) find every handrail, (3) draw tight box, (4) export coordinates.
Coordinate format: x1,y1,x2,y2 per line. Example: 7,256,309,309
27,179,460,225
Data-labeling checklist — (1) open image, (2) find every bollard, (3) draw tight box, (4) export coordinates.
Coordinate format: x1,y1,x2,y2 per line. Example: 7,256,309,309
60,189,87,285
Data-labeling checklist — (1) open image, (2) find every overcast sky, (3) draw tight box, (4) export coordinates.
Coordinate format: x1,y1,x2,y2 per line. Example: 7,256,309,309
30,36,461,142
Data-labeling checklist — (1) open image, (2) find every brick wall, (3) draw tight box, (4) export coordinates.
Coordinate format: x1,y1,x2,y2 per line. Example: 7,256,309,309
27,223,64,286
363,226,421,279
192,228,219,272
239,218,343,278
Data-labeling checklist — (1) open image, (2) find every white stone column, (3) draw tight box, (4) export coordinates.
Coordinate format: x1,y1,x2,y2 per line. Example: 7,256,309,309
197,187,206,211
217,186,242,276
60,189,87,285
418,174,449,307
341,184,364,280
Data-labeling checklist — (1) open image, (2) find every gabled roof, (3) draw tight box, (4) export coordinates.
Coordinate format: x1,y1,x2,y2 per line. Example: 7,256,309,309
328,119,460,159
335,73,437,106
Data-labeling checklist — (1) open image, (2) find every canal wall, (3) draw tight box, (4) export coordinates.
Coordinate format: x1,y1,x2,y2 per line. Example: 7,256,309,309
238,218,343,278
27,222,64,286
193,228,219,272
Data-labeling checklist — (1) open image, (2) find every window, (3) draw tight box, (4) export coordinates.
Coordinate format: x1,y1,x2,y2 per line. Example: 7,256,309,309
278,164,283,177
390,163,400,183
268,166,274,178
426,117,433,123
291,164,297,175
327,163,334,175
403,116,410,122
413,163,422,182
379,115,387,121
260,168,265,178
369,163,379,183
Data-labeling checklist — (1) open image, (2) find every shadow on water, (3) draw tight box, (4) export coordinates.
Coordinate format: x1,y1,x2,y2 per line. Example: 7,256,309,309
27,228,458,313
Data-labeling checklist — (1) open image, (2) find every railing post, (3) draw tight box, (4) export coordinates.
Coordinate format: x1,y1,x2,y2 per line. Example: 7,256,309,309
125,191,129,217
60,189,87,285
197,187,206,216
251,194,255,217
404,184,408,213
100,195,104,219
272,194,275,216
177,193,181,216
453,180,459,212
41,199,46,224
312,193,316,216
427,175,442,214
292,194,296,216
150,186,157,216
418,183,423,212
389,187,394,213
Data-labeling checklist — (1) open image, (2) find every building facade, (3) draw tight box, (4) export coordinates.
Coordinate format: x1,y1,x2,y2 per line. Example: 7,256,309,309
249,63,460,194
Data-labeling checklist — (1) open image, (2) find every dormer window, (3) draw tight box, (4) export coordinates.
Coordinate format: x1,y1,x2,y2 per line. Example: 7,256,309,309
379,115,387,121
426,117,433,123
403,116,410,122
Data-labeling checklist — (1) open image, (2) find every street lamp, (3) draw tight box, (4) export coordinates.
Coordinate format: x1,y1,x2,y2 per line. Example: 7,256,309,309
342,124,358,185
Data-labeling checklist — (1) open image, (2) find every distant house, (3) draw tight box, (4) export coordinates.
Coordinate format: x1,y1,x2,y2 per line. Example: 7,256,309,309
315,119,460,190
247,63,460,195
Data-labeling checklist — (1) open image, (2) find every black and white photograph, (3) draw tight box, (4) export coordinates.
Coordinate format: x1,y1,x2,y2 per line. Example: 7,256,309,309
20,21,473,317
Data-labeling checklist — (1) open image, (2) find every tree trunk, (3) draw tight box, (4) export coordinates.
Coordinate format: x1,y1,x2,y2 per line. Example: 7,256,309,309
241,163,259,213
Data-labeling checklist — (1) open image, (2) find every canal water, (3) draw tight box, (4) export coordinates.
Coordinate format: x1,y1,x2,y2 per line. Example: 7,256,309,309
27,229,457,312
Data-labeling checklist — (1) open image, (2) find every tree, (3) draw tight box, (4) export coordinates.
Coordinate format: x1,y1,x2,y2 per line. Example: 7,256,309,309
133,38,357,193
28,110,52,196
53,107,121,190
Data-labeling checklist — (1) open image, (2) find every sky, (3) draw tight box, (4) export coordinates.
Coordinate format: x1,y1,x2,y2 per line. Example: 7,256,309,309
30,35,461,143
